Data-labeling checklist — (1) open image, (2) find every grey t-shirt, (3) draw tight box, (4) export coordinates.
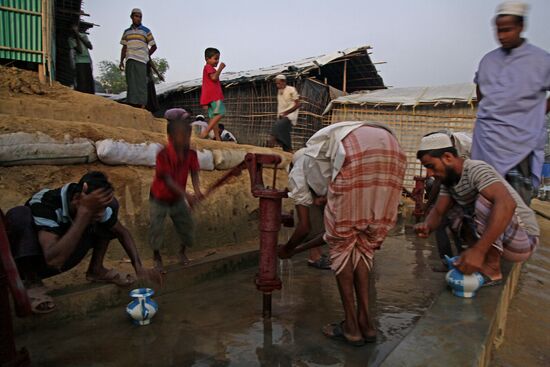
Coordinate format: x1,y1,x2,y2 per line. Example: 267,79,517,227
440,159,539,236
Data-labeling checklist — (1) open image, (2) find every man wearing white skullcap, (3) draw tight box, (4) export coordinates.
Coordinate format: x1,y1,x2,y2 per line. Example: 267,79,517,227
269,74,301,152
471,1,550,206
415,134,539,287
119,8,157,108
420,130,472,271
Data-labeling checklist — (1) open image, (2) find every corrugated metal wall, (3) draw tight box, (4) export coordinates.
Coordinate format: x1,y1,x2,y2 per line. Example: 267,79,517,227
0,0,43,63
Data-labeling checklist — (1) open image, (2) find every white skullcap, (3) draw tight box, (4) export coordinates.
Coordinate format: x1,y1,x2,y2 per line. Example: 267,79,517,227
195,114,205,120
131,8,142,15
275,74,286,80
496,2,528,17
419,133,453,152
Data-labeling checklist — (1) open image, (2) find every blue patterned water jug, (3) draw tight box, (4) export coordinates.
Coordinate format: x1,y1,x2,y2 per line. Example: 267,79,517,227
126,288,158,325
444,256,485,298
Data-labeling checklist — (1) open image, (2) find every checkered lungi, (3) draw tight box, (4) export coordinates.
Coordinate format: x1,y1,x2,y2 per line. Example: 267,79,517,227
324,126,407,274
448,195,538,262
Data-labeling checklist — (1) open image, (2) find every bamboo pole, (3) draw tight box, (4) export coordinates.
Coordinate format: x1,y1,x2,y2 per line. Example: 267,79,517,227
342,59,347,93
46,0,53,85
38,0,47,84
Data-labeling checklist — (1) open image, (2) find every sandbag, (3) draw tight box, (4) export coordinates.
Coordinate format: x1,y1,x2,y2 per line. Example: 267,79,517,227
212,149,247,170
197,149,214,171
96,139,163,166
0,132,97,166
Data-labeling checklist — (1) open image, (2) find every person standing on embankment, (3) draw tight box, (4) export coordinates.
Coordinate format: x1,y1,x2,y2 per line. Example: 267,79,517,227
119,8,157,109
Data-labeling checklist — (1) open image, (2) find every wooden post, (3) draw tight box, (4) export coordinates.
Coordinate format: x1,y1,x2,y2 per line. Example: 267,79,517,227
39,0,47,84
342,59,347,93
37,64,46,84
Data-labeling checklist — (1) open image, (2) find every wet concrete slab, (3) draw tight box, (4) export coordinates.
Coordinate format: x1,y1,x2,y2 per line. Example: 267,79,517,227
15,221,445,366
14,246,260,334
491,216,550,366
381,263,515,367
382,218,550,367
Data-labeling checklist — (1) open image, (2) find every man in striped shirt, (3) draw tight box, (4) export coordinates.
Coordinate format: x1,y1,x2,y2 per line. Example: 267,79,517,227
119,8,157,108
415,133,539,285
5,171,161,313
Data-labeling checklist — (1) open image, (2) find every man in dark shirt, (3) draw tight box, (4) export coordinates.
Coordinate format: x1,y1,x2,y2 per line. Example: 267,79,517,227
6,171,161,313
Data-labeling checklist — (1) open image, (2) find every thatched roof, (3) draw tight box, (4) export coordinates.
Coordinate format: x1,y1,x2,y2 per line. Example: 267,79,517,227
113,45,384,100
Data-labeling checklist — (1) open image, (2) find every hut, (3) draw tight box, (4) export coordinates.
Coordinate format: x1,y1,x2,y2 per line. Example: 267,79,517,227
148,46,385,148
323,83,478,188
0,0,95,86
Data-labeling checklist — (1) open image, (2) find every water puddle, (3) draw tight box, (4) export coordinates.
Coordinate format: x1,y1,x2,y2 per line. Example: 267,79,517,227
16,220,446,366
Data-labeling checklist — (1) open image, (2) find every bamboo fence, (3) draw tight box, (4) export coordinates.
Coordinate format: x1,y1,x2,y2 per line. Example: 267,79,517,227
326,103,477,189
159,78,331,149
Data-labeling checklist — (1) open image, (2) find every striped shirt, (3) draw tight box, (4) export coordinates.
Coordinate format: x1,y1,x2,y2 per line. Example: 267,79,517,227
120,24,156,64
25,183,118,236
441,159,539,236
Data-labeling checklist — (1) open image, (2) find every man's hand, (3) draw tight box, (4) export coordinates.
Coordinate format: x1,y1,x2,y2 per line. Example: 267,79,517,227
195,190,205,202
313,196,327,206
119,61,125,71
454,246,485,275
185,192,202,209
219,62,226,70
414,222,431,238
77,185,114,218
136,267,164,287
278,244,294,259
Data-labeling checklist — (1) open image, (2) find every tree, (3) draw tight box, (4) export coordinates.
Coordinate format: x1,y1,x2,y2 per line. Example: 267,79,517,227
97,57,169,94
150,58,169,84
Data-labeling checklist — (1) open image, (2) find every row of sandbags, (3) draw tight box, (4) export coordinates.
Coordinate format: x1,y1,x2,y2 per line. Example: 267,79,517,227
0,132,252,171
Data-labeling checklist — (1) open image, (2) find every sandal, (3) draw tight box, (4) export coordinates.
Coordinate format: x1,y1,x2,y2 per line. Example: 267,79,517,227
322,321,365,346
308,256,331,270
27,287,56,314
86,268,136,287
481,273,503,288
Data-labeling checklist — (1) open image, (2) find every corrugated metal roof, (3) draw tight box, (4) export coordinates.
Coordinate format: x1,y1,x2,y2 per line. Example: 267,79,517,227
0,0,43,63
113,45,373,101
323,83,477,114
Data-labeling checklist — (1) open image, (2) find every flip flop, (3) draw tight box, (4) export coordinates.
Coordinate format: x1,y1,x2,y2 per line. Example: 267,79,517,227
86,268,136,286
323,321,365,347
481,273,503,288
307,256,331,270
27,287,56,314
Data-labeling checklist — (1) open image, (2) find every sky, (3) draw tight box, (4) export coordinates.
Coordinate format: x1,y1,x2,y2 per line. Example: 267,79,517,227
84,0,550,88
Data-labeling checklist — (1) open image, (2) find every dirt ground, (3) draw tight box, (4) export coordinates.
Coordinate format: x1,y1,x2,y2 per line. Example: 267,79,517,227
490,201,550,366
0,66,294,290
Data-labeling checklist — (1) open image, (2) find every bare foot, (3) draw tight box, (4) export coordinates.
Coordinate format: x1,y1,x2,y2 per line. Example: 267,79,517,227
153,256,166,274
179,249,190,265
481,247,502,281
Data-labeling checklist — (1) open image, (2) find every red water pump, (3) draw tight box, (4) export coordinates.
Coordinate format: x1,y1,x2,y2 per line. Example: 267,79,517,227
243,153,293,318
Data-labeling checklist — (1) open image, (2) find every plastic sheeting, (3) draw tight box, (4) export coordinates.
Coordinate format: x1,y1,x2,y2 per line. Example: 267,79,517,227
323,83,476,114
